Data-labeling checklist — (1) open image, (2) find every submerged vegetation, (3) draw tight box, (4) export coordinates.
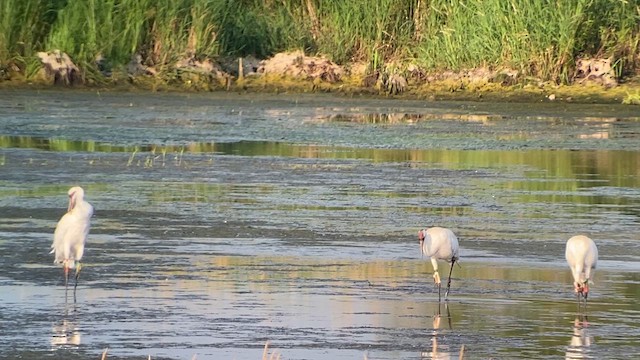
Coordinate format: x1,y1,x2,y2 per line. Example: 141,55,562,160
0,0,639,96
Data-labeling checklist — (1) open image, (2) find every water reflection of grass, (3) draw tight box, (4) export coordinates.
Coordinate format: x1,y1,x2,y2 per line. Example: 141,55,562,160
0,135,209,156
2,135,638,185
125,147,185,168
1,135,638,195
193,255,638,291
192,256,418,284
202,256,566,288
0,184,108,198
325,113,505,124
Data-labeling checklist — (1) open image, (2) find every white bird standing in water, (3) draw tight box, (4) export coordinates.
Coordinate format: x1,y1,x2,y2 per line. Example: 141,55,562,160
565,235,598,302
418,227,460,302
51,186,93,292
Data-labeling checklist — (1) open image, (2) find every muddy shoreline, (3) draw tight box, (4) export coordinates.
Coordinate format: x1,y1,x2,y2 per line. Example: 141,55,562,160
4,50,640,106
2,75,639,105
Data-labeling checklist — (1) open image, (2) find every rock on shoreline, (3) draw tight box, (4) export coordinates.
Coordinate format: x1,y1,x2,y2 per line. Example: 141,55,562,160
36,50,81,85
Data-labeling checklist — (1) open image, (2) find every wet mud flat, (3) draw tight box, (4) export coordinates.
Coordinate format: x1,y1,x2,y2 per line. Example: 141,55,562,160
0,90,639,359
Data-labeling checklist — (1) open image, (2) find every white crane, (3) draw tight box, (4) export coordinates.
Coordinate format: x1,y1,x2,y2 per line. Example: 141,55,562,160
418,227,460,301
51,186,93,292
565,235,598,302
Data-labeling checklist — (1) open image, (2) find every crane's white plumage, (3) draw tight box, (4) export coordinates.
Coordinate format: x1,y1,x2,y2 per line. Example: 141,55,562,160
565,235,598,300
418,227,460,301
51,186,93,286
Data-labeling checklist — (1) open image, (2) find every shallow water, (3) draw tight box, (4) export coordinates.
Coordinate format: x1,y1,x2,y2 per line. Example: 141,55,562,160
0,90,639,359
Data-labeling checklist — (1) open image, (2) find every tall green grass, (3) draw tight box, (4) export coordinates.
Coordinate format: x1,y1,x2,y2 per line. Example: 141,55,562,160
211,0,310,58
0,0,66,70
414,0,640,82
46,0,222,69
311,1,415,67
0,0,638,83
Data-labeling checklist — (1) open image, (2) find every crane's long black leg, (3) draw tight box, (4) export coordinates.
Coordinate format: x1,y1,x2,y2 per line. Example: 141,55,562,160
444,259,456,300
437,282,441,302
583,289,588,311
73,263,82,302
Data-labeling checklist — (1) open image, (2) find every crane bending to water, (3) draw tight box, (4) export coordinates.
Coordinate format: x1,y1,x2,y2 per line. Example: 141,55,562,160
418,227,460,302
51,186,93,293
565,235,598,303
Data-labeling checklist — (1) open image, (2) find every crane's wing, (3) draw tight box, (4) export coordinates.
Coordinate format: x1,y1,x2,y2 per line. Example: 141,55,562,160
51,212,74,263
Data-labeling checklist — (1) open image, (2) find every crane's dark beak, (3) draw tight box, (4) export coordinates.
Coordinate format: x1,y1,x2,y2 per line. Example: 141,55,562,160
68,192,76,212
582,283,590,299
574,281,582,294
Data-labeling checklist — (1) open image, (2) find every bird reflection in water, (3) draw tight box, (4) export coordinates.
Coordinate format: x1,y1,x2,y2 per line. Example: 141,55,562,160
565,315,593,360
51,301,81,348
421,303,454,360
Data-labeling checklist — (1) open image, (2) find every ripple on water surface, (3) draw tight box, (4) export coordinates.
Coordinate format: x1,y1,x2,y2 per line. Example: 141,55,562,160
1,91,639,359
